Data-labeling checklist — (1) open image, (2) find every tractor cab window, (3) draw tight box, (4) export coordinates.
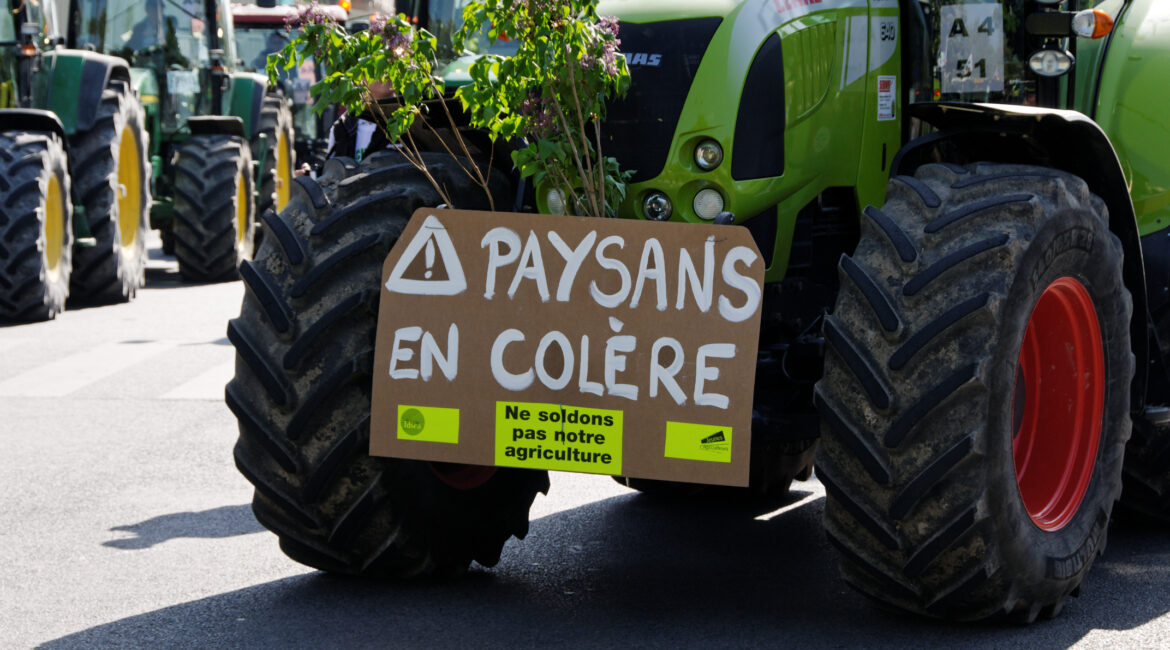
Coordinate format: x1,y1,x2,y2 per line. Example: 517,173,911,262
0,7,14,42
235,24,289,72
17,0,61,46
75,0,210,66
215,0,237,69
404,0,518,61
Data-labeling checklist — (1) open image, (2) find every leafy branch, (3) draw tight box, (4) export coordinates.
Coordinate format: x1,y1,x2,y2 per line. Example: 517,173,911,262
268,0,632,216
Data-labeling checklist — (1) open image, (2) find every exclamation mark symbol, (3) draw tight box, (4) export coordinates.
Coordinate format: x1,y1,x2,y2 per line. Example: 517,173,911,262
424,238,435,279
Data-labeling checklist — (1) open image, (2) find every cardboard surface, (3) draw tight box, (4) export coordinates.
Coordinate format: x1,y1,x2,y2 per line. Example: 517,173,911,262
370,209,764,486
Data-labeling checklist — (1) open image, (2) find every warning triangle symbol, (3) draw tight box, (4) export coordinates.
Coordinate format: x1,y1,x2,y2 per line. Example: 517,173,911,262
384,214,467,296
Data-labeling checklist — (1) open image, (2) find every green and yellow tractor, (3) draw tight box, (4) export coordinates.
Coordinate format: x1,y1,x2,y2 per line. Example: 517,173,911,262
229,0,1170,623
65,0,295,281
0,0,151,320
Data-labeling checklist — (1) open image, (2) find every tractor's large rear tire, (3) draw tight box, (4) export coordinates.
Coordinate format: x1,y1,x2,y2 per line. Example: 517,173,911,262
253,94,295,221
68,80,151,302
0,131,72,321
229,150,547,577
173,134,255,282
815,163,1132,622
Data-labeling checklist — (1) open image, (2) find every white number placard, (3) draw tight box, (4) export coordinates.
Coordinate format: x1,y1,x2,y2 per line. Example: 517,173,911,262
940,3,1005,94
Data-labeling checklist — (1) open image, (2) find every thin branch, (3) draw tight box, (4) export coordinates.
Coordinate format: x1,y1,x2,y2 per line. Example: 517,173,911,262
549,97,599,218
566,60,599,216
593,119,607,215
429,79,496,211
365,91,454,207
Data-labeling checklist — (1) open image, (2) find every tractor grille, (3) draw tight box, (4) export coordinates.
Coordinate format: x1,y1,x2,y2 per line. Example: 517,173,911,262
602,18,722,183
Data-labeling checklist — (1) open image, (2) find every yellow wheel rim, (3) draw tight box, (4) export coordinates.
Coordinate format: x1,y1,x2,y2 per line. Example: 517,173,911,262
116,126,142,250
236,169,248,245
44,173,65,279
275,128,291,212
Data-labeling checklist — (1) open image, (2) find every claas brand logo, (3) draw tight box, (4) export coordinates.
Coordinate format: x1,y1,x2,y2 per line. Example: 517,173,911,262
624,52,662,67
400,408,426,436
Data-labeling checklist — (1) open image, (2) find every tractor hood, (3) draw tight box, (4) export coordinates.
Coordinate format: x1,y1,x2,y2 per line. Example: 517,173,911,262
597,0,740,22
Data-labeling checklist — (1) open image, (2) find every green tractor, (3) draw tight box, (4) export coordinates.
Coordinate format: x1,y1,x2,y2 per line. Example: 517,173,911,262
228,0,1170,622
65,0,295,281
231,0,348,173
0,0,151,320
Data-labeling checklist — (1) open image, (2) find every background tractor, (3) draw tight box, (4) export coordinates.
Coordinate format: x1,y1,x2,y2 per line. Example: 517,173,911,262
228,0,1170,623
63,0,295,281
0,0,151,321
232,0,347,172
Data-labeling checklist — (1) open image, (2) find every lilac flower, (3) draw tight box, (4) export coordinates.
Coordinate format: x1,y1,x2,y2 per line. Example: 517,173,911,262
519,93,555,138
285,1,335,30
600,39,620,76
384,27,414,59
369,14,389,36
597,16,620,38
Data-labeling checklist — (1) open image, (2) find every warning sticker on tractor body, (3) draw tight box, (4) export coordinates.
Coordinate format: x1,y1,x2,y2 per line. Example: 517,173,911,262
369,209,764,487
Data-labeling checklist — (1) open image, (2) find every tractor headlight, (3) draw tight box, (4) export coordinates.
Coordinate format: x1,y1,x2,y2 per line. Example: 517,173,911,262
1028,49,1074,77
547,189,566,215
643,191,673,221
693,189,724,220
694,140,724,171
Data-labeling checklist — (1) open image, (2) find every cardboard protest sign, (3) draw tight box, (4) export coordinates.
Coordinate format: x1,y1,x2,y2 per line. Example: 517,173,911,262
370,209,764,486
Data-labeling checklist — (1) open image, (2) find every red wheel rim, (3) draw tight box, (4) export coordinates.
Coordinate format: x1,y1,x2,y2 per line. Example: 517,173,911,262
1011,277,1104,531
428,462,496,490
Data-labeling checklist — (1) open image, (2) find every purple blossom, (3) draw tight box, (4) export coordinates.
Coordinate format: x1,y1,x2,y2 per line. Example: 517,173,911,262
519,93,555,138
369,14,389,36
597,16,620,38
383,27,414,59
285,1,335,30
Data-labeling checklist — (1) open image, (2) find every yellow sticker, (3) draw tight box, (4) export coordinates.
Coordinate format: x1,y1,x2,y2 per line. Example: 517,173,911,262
494,401,623,475
397,405,460,444
664,421,732,463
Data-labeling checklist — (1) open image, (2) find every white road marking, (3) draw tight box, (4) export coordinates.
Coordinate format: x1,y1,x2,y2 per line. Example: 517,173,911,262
161,361,235,400
0,340,175,397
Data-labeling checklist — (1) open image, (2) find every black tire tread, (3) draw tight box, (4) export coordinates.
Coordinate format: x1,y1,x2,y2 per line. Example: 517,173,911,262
816,162,1133,621
173,134,254,282
0,131,72,321
229,149,548,577
68,83,151,302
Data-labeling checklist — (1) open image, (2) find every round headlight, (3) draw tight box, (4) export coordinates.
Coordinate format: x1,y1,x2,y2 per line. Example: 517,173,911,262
693,188,724,220
695,140,724,171
643,191,673,221
546,189,566,215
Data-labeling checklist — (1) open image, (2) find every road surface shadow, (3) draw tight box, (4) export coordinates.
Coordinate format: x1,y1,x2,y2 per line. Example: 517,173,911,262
102,505,265,550
47,491,1170,648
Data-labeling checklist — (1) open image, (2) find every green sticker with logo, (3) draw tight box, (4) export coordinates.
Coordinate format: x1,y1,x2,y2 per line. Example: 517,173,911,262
397,405,459,444
664,421,732,463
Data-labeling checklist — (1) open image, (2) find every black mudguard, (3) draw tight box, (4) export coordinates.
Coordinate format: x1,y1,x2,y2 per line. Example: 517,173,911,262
894,101,1151,412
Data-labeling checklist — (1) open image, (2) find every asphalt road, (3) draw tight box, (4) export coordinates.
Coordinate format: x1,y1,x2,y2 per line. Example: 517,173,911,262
2,239,1168,649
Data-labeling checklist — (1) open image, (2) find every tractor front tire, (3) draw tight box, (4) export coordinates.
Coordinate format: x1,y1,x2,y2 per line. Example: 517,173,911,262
69,80,151,302
0,131,73,321
254,94,295,221
815,163,1132,622
229,150,547,577
172,134,255,282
